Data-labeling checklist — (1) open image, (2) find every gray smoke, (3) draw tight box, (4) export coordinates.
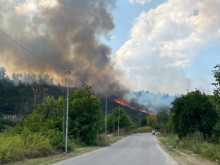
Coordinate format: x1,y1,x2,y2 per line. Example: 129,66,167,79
126,91,179,113
0,0,124,94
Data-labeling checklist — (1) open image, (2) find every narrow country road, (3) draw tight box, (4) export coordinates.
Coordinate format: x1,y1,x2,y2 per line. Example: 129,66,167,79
53,133,177,165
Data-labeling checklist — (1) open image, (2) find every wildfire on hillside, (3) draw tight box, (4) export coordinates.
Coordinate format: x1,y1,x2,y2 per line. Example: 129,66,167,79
114,99,156,115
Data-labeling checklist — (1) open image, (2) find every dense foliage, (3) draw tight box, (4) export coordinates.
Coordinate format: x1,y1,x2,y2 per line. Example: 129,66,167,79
107,107,131,134
171,90,218,138
0,84,105,163
212,64,220,110
68,84,103,144
23,96,65,149
0,79,67,119
0,128,56,163
0,80,33,115
211,65,220,139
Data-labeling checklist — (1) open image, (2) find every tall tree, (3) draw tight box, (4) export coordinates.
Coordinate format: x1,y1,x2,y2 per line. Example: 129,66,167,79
211,64,220,139
107,107,131,134
146,115,158,129
68,84,103,144
212,64,220,112
157,107,169,132
171,90,218,139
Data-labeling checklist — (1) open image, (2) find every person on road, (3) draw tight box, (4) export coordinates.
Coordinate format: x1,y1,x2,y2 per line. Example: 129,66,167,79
152,130,155,135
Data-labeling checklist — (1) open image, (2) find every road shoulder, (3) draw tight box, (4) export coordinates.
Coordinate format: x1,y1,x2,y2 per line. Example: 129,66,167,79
157,136,216,165
154,136,178,165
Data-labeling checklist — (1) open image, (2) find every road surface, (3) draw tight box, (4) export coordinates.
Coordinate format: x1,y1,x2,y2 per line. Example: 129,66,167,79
53,133,177,165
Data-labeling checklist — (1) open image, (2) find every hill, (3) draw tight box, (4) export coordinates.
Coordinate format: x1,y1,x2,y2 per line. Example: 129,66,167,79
0,79,147,124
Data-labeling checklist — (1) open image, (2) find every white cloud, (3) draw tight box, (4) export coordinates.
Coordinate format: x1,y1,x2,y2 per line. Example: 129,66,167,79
128,0,151,5
116,0,220,94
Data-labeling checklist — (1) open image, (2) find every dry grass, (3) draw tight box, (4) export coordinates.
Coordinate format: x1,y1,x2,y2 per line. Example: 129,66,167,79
157,135,217,165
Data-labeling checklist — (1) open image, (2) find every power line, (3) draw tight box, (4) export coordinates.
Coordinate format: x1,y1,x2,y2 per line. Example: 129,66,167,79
0,30,71,86
0,30,45,61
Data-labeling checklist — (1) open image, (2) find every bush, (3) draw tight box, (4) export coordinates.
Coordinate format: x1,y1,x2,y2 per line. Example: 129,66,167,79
0,134,25,163
40,128,64,150
0,129,56,164
171,90,218,139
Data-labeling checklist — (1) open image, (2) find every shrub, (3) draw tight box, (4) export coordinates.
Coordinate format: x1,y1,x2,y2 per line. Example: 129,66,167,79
0,130,56,164
0,134,25,163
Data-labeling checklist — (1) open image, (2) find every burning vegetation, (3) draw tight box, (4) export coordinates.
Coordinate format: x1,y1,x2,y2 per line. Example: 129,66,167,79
114,99,155,115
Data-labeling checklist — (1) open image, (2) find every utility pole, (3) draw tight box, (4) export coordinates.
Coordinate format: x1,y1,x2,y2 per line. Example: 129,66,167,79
62,95,66,141
139,112,141,132
105,95,107,144
118,106,120,136
65,67,72,153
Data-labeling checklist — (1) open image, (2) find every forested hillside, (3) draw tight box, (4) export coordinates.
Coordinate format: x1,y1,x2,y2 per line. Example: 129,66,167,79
0,78,147,124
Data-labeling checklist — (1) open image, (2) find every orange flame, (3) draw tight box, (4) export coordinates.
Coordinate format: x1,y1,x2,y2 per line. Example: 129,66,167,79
114,99,156,115
44,88,48,91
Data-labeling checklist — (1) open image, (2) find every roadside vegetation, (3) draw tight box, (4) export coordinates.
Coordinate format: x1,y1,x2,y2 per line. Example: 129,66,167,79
0,82,149,164
142,64,220,163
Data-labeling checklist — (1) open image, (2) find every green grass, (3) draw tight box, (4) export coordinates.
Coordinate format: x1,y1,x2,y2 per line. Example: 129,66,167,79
158,133,220,162
179,138,220,161
9,147,101,165
5,133,127,165
158,134,182,157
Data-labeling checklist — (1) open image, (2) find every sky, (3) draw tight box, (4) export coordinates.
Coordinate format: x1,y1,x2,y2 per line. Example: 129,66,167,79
0,0,220,96
105,0,220,95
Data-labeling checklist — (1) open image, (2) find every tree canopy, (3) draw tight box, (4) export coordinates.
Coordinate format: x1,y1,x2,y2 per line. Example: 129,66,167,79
68,84,103,144
107,107,131,134
212,64,220,112
171,90,218,138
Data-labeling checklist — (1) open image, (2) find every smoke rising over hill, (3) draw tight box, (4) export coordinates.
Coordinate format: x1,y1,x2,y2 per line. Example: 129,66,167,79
128,91,179,113
0,0,124,94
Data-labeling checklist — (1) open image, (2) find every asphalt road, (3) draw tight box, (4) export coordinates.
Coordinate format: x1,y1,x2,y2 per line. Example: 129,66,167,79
53,133,177,165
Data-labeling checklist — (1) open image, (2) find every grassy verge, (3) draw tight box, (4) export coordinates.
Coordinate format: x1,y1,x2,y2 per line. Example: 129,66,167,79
157,133,219,165
9,147,102,165
7,134,126,165
5,127,152,165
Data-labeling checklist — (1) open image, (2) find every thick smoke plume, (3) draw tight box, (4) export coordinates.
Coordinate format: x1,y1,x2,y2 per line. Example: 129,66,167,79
0,0,123,94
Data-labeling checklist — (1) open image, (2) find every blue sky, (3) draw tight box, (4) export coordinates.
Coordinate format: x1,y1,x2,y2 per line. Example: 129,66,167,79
103,0,220,95
103,0,166,54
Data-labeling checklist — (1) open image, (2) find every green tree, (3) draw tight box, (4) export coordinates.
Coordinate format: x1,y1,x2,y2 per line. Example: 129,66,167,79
211,64,220,140
146,115,158,129
212,64,220,111
68,84,103,144
23,96,64,149
141,117,147,126
171,90,218,139
107,107,131,134
24,96,63,131
157,107,169,132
